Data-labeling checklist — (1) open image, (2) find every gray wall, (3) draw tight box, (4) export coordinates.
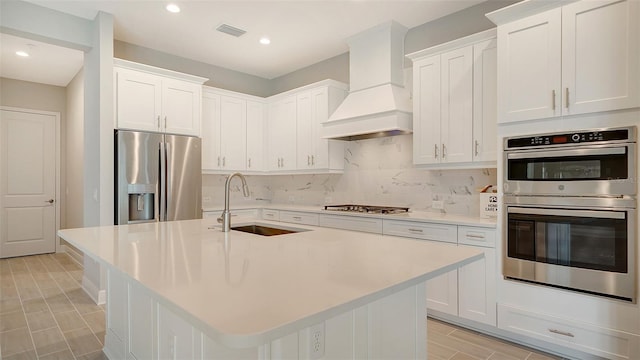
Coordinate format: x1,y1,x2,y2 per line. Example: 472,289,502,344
65,69,84,230
0,77,68,229
270,53,349,95
405,0,518,56
114,40,272,97
114,0,517,97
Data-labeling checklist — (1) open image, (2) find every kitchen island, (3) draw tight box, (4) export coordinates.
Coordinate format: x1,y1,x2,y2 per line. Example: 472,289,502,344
58,218,483,359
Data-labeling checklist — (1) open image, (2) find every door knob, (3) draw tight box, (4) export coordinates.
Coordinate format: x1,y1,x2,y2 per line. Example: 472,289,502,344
46,199,54,204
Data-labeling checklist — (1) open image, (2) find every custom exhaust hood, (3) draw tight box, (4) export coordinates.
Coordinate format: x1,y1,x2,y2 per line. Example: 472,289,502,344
323,21,412,141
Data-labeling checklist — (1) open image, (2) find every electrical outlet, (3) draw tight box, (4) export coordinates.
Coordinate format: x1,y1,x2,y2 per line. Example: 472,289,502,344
310,323,325,360
432,200,444,210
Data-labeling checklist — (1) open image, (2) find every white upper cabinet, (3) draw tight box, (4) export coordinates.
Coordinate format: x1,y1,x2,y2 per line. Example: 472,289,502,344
268,80,347,173
472,38,498,162
267,95,297,171
496,8,562,122
219,95,247,170
408,29,497,168
296,91,314,168
561,0,639,115
491,0,639,123
412,54,441,165
201,91,221,171
201,87,266,172
115,68,163,133
440,46,473,164
162,79,202,136
114,59,207,136
246,100,266,171
202,80,344,174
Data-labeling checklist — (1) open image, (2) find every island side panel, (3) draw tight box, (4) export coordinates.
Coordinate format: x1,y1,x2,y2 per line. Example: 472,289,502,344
104,267,428,359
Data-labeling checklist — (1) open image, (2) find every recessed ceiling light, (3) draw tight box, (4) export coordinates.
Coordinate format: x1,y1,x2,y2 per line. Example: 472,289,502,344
16,50,29,57
259,37,271,45
166,3,180,13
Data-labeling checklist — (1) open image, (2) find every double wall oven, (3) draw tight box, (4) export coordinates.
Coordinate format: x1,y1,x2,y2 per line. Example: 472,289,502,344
503,127,637,301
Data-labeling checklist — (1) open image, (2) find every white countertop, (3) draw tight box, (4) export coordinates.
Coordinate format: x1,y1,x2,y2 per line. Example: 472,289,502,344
203,204,497,228
58,218,483,348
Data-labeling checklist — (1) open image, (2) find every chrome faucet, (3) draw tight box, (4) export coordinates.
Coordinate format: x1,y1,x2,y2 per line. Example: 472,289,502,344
218,173,250,232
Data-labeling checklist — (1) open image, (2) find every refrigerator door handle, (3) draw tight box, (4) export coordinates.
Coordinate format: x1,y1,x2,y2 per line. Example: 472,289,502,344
165,141,172,220
159,141,167,221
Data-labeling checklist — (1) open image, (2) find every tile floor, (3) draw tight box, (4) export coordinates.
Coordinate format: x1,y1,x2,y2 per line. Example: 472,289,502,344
1,252,563,360
426,317,564,360
1,253,106,360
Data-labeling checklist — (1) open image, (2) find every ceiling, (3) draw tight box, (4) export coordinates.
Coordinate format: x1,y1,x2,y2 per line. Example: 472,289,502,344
3,0,485,86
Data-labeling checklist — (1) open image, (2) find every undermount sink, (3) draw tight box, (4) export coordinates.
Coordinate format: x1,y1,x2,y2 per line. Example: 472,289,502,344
231,223,308,236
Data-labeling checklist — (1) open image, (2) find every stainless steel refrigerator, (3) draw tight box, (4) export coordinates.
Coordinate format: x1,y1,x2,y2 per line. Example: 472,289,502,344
115,130,202,224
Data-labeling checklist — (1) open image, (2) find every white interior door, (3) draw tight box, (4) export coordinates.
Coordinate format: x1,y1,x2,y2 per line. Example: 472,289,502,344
1,108,57,258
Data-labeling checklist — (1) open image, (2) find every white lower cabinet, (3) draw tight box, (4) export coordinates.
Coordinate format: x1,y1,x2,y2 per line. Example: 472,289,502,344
382,220,497,327
203,209,259,220
498,304,640,360
129,285,154,359
279,211,319,226
318,214,383,234
458,246,496,325
104,267,426,360
261,209,280,221
158,304,195,359
105,270,127,360
426,270,458,316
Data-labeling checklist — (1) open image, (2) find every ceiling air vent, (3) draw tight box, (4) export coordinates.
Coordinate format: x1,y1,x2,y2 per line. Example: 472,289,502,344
216,24,247,37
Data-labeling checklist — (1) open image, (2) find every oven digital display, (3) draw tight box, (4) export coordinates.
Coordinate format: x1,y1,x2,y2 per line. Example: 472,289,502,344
552,135,567,144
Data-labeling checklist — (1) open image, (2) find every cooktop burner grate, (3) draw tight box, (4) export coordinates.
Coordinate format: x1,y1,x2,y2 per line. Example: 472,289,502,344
323,204,409,214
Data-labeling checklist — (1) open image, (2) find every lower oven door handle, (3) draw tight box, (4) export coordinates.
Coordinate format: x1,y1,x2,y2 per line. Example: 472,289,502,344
508,207,626,219
506,146,627,160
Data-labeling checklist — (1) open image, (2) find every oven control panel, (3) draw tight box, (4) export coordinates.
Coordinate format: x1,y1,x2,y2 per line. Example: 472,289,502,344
506,128,632,149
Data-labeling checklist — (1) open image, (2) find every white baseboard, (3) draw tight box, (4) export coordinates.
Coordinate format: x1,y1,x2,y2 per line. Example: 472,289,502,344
82,275,107,305
61,243,83,266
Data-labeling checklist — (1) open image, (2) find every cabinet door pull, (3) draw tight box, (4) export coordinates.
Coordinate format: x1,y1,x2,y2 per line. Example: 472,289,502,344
311,155,315,165
442,144,446,159
293,216,302,221
164,116,168,129
565,88,569,109
281,158,284,167
248,158,251,168
552,90,556,110
408,228,424,233
465,234,485,239
157,115,161,128
434,144,439,159
217,156,220,167
474,140,479,156
307,155,311,166
223,156,226,167
549,329,574,338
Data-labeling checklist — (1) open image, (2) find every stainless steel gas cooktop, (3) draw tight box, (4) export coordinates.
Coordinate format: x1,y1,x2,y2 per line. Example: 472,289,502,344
323,204,409,214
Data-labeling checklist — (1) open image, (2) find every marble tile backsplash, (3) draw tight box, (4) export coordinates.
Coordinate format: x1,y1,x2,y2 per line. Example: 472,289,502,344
203,135,497,217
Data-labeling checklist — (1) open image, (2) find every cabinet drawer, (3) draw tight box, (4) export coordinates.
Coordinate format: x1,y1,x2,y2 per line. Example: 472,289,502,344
204,209,258,219
279,211,318,226
457,226,495,248
262,209,280,221
319,214,383,234
498,304,640,360
383,220,457,243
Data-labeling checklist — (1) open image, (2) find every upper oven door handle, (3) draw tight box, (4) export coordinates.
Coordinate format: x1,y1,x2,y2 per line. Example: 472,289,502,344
506,146,627,160
508,206,627,219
